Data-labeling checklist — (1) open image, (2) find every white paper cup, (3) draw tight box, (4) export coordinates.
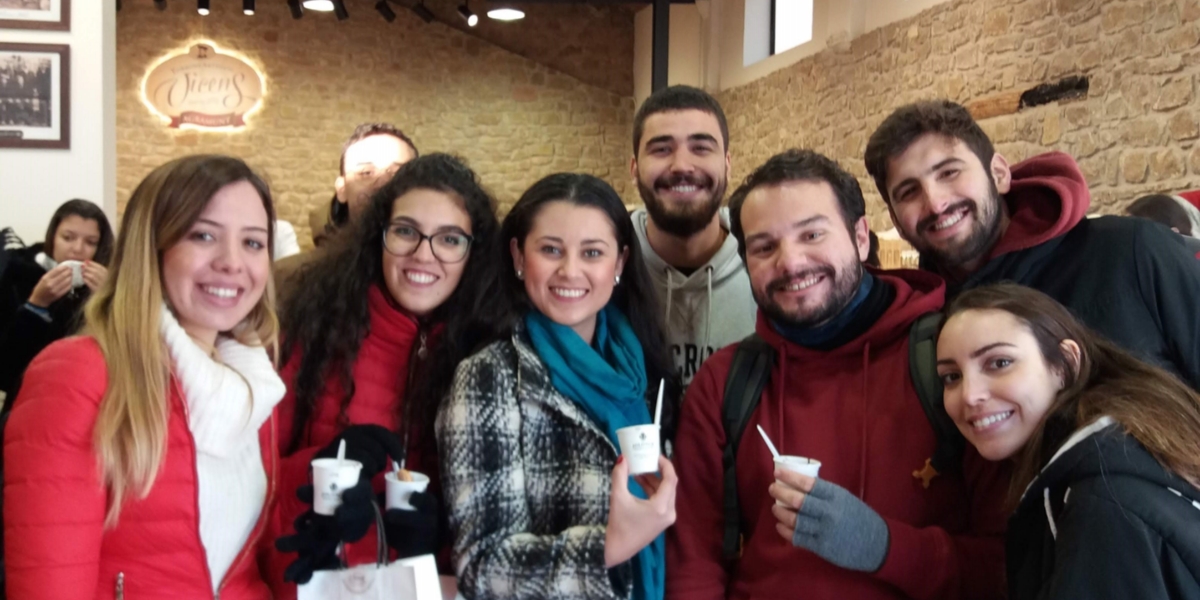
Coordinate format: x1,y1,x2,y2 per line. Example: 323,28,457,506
616,424,661,475
385,470,430,511
311,458,363,515
60,260,84,288
774,456,821,506
774,455,821,478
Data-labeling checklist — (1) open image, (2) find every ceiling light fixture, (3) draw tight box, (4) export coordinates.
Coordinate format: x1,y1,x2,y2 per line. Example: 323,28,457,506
457,3,478,26
486,7,524,21
197,0,210,16
302,0,334,11
376,0,397,22
288,0,303,18
333,0,349,20
154,0,167,10
243,0,255,15
410,2,435,23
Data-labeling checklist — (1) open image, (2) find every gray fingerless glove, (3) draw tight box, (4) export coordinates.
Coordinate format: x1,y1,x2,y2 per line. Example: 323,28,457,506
792,478,889,572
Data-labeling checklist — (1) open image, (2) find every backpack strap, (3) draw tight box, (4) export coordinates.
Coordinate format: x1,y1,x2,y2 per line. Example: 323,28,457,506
908,312,965,487
721,333,774,560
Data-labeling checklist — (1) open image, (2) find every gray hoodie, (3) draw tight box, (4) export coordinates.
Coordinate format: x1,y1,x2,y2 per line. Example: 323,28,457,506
632,207,757,385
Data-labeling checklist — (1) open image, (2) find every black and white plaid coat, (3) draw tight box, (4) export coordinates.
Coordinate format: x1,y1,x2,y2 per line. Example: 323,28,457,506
437,332,634,600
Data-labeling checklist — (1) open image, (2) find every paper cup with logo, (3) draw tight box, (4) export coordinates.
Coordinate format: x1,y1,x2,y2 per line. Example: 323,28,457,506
311,458,363,516
773,456,821,505
616,424,661,475
385,470,431,511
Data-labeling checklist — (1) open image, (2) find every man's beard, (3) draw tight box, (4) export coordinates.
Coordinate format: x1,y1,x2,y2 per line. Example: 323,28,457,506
916,180,1004,269
638,171,727,238
754,258,863,329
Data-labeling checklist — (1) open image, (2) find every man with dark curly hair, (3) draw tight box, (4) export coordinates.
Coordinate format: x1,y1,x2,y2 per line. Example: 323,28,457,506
865,100,1200,389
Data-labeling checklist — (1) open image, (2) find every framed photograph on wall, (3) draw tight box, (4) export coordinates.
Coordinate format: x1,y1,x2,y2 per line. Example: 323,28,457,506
0,42,69,149
0,0,70,31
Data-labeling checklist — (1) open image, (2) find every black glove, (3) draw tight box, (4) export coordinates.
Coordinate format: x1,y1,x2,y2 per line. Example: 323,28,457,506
382,490,441,559
315,424,407,480
275,479,378,584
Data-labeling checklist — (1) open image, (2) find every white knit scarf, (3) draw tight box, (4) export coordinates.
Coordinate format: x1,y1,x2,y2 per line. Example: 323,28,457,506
160,305,285,589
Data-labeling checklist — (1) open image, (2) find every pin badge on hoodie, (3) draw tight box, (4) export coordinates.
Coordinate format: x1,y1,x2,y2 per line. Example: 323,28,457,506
913,458,940,489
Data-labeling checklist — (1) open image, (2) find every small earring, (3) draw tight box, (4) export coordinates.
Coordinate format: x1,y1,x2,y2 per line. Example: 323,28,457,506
516,269,524,280
614,274,621,285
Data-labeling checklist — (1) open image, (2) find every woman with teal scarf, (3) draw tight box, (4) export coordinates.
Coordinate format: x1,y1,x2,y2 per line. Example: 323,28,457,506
437,173,682,600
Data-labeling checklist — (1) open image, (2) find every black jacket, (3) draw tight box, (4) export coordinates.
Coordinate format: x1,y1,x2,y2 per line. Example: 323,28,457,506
929,153,1200,389
1007,421,1200,600
1183,234,1200,258
0,243,88,401
955,215,1200,389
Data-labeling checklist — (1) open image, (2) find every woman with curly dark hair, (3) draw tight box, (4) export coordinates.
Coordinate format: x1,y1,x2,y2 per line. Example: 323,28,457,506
268,154,503,595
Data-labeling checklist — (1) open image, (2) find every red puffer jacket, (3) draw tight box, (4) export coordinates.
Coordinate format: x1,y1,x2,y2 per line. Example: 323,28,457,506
4,336,279,600
269,284,441,598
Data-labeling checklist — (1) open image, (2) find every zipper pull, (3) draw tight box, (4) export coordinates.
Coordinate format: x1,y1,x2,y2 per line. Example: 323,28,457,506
115,572,124,600
417,331,428,359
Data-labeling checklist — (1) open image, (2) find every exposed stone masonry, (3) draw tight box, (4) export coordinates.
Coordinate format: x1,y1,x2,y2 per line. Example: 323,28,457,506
718,0,1200,231
117,1,633,249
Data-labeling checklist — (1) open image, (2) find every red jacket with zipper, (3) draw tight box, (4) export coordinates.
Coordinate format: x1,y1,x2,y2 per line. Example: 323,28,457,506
667,270,1010,600
268,284,441,599
4,336,278,600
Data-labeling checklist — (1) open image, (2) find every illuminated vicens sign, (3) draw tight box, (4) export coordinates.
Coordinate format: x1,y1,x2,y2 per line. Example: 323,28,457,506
142,43,264,130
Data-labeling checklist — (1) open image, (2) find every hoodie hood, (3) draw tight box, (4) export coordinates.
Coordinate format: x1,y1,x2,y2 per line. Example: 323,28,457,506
754,268,946,361
1017,418,1200,544
1023,419,1199,504
989,151,1091,259
632,207,757,384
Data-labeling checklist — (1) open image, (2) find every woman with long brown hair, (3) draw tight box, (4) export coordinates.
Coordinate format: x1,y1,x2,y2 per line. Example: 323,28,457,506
935,283,1200,599
4,155,286,599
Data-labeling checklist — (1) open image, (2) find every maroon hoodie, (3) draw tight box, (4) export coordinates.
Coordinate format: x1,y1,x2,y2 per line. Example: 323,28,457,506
987,151,1090,260
667,270,1009,600
950,151,1200,389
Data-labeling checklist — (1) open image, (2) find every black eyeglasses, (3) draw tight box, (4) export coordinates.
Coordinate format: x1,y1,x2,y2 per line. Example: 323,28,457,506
383,223,473,263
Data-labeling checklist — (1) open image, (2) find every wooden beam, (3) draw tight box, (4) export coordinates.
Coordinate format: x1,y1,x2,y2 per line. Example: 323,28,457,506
965,90,1023,121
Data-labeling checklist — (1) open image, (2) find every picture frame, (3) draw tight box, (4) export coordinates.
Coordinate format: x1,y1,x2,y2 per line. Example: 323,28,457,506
0,0,70,32
0,42,69,149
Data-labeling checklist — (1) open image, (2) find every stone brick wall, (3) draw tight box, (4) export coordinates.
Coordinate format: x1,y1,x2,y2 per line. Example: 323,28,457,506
423,0,636,96
718,0,1200,231
117,1,633,248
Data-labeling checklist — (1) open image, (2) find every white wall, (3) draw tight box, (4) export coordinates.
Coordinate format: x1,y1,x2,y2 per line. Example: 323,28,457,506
632,0,953,96
0,0,117,244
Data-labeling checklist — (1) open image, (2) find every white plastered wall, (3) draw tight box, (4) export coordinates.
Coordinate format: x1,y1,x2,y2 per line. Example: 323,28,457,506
0,0,118,244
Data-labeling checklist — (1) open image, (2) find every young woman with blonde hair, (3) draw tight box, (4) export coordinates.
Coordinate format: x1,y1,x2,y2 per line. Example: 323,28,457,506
936,283,1200,599
4,154,286,599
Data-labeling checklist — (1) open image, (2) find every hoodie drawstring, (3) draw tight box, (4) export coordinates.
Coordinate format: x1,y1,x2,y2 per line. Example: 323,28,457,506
858,343,871,498
704,265,714,355
776,345,787,453
664,268,674,325
1043,488,1058,540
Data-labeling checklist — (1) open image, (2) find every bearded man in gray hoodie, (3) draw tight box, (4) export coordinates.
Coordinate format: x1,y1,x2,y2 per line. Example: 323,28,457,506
630,86,757,385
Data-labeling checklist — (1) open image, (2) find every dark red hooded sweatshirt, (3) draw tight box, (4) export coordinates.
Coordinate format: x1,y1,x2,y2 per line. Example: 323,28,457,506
667,270,1010,600
986,151,1090,259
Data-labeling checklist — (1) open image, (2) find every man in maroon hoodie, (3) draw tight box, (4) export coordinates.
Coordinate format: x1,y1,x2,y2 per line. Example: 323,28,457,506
667,149,1008,600
865,100,1200,389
